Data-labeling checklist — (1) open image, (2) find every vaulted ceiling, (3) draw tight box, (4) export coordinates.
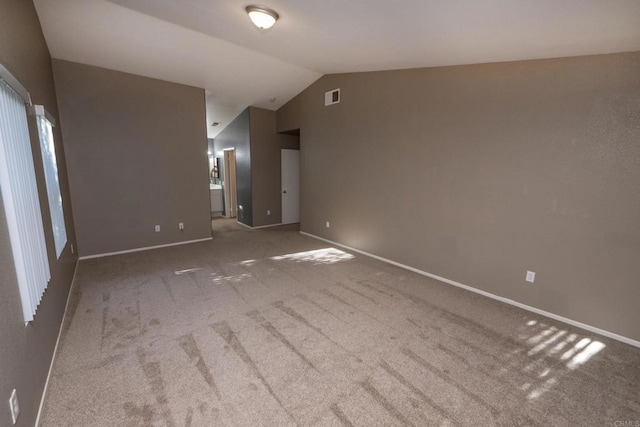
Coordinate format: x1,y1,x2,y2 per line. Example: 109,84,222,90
34,0,640,137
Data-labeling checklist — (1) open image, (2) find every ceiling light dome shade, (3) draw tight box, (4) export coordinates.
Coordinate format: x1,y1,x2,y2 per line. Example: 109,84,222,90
246,6,279,29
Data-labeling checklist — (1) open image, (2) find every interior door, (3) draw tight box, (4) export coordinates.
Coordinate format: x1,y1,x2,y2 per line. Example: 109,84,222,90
281,149,300,224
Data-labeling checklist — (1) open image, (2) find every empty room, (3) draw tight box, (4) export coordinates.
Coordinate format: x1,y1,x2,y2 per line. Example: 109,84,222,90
1,0,639,426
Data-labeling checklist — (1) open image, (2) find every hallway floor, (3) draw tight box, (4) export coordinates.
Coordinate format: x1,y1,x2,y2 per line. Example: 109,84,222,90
211,217,245,235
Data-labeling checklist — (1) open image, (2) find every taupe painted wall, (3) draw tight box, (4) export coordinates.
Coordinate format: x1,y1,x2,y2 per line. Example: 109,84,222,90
213,108,253,226
277,52,640,342
0,1,78,425
250,107,299,227
52,60,211,257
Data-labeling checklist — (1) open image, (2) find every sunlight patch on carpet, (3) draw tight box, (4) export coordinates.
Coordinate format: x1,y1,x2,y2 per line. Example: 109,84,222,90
270,248,355,265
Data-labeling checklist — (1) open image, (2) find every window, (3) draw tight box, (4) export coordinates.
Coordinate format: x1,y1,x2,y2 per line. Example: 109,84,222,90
0,73,51,322
34,106,67,258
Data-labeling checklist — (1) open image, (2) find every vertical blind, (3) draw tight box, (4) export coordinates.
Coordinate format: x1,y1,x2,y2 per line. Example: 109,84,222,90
0,79,51,322
36,108,67,258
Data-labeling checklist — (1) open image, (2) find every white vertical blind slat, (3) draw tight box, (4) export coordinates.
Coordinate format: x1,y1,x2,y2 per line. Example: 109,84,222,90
0,79,51,321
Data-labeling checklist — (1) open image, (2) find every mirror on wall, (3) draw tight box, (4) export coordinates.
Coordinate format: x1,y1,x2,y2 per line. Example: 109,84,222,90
208,153,224,219
208,154,221,185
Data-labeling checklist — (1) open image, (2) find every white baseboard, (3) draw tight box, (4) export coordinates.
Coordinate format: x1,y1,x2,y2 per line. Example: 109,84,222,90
35,259,80,426
252,222,283,229
300,231,640,349
236,221,283,230
79,237,212,260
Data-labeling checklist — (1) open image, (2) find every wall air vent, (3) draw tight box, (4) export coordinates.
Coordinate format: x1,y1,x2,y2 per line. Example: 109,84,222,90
324,88,340,106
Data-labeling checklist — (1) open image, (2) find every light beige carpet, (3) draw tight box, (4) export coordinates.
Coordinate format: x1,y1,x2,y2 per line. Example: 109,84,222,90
41,224,640,426
211,217,245,234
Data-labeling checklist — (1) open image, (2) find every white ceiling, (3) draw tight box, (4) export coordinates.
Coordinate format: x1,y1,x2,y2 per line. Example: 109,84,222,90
34,0,640,138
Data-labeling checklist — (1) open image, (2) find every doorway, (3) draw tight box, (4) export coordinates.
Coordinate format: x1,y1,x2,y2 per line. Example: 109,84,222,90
223,148,237,218
281,149,300,224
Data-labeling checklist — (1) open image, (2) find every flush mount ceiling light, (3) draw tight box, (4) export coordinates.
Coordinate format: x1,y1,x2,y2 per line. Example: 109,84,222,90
246,5,279,30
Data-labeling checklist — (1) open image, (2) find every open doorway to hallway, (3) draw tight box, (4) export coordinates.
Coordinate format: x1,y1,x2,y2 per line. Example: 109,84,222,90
208,147,238,234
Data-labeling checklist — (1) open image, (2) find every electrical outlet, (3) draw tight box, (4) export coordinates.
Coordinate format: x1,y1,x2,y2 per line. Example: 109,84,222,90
9,389,19,424
326,221,330,228
267,210,271,216
179,222,184,231
526,270,536,283
155,225,161,232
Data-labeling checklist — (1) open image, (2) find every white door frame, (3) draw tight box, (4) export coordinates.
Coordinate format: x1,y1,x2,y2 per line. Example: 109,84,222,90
223,148,237,218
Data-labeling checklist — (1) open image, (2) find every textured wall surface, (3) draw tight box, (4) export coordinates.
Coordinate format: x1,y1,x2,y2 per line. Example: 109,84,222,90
53,60,210,257
0,1,78,426
213,108,253,226
277,52,640,342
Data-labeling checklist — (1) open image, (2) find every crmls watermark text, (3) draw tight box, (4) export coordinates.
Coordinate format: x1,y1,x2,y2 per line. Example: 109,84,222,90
614,421,640,427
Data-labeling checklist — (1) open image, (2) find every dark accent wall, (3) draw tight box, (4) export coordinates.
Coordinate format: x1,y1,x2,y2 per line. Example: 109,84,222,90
212,107,299,228
0,1,78,426
52,60,211,257
249,107,299,227
277,52,640,342
213,108,252,226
